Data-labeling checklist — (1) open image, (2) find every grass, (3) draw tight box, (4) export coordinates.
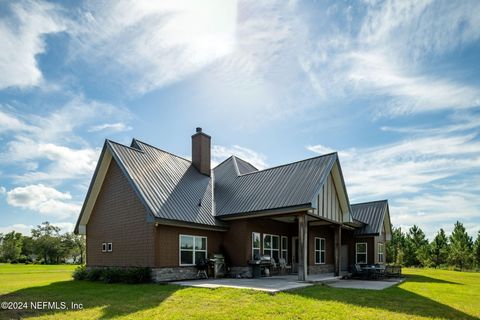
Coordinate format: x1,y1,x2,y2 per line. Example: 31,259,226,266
0,264,479,319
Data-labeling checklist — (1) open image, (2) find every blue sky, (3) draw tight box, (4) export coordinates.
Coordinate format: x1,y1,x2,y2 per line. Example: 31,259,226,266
0,0,479,240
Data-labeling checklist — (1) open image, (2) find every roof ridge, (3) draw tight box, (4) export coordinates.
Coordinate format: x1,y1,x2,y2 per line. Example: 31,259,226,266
213,155,235,170
233,155,259,171
231,156,241,176
107,139,145,153
238,152,338,177
351,199,388,206
133,139,192,163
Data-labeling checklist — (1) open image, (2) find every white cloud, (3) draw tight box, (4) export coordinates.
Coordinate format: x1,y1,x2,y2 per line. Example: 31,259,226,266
0,110,29,133
0,0,66,89
6,184,81,220
0,186,6,194
360,0,480,60
0,222,74,235
212,145,268,170
299,0,480,116
70,0,237,93
0,96,130,183
88,122,132,133
306,145,352,159
346,50,480,115
392,191,480,240
309,134,480,199
0,224,35,236
50,222,75,234
2,137,100,183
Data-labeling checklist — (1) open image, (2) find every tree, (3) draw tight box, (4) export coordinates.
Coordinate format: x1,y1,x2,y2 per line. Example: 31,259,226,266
449,221,473,270
72,233,86,264
59,233,85,263
21,236,35,261
473,231,480,269
386,227,406,265
404,225,429,267
430,229,449,268
0,231,23,262
31,222,62,264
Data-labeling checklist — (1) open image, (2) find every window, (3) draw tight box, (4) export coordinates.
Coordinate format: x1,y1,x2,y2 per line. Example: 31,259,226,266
252,232,261,260
179,235,207,266
107,243,113,252
378,243,384,263
102,243,107,252
281,236,288,262
263,234,280,262
356,242,367,264
315,238,326,264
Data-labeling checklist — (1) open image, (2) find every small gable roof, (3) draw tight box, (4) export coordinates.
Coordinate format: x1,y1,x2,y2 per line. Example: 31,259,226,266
351,200,390,236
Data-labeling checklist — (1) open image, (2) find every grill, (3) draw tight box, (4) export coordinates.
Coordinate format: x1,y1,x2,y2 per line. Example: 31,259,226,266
210,254,225,278
248,255,273,278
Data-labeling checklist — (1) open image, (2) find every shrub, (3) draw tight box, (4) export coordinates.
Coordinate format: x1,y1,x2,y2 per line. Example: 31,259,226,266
85,268,103,281
73,266,152,284
102,267,124,283
124,267,152,284
73,265,88,280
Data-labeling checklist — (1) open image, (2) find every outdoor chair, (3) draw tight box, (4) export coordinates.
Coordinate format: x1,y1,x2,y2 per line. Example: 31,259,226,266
270,258,278,274
351,264,367,279
386,265,402,278
278,258,292,275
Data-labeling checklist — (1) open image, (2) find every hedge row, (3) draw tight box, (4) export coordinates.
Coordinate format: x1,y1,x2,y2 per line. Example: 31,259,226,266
73,265,152,284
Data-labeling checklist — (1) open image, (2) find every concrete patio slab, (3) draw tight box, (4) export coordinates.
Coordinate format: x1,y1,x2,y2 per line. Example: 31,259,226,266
326,278,405,290
171,276,313,293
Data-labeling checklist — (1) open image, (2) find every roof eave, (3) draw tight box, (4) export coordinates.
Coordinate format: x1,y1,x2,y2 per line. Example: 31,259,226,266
74,141,110,234
217,203,313,220
153,217,229,231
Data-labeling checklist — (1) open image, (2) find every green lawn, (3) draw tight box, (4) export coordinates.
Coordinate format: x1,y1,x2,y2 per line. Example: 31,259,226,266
0,264,479,319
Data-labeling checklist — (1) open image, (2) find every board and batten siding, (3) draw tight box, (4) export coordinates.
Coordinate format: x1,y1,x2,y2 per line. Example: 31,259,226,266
315,174,343,223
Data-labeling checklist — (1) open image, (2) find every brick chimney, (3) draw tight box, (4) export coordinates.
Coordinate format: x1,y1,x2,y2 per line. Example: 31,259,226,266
191,127,211,176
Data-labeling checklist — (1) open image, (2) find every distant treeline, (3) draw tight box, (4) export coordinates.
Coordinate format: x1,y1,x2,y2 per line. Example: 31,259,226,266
0,221,84,264
387,221,480,271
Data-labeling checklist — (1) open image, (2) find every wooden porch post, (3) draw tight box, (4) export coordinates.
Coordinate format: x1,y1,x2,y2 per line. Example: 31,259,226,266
334,225,341,276
298,214,308,281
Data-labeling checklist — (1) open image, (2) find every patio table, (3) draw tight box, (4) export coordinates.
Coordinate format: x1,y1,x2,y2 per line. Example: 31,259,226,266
362,266,385,280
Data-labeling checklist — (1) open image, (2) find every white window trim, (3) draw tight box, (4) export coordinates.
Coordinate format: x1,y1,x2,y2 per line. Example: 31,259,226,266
252,232,261,259
281,236,288,262
101,243,107,252
315,237,326,264
107,242,112,252
356,242,368,264
378,242,384,263
179,234,208,266
263,234,280,259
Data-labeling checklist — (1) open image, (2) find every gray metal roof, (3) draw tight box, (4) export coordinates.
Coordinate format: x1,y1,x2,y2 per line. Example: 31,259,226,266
234,156,258,174
213,153,338,217
351,200,388,236
107,139,225,228
96,138,346,227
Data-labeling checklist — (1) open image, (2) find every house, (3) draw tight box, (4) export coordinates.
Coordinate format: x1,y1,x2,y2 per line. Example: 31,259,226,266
74,128,392,282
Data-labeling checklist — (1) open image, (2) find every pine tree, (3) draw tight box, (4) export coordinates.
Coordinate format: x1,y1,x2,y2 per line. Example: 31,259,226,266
430,229,449,268
448,221,473,270
473,231,480,269
386,227,406,265
405,225,428,267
